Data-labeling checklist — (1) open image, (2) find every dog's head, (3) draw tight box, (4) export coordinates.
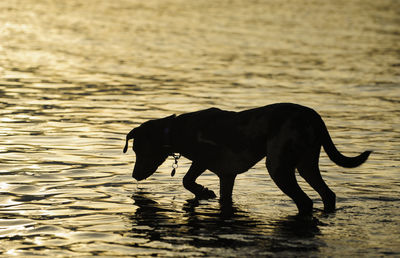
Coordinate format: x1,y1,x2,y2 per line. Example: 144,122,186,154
123,115,175,181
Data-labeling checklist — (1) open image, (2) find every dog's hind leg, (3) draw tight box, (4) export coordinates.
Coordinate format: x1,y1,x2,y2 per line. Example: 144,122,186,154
183,163,216,200
266,159,313,215
297,149,336,212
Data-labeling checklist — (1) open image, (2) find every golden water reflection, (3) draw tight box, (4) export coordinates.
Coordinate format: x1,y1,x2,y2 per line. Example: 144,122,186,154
0,0,399,256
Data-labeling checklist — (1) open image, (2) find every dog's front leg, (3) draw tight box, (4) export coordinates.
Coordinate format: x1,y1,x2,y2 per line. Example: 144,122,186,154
219,174,237,206
183,163,216,200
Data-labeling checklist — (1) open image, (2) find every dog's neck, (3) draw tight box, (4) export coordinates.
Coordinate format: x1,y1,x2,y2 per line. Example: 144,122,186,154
162,120,176,155
163,127,172,148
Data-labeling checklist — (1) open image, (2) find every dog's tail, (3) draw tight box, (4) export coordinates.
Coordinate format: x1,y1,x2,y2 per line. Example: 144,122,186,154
123,128,136,153
319,116,372,168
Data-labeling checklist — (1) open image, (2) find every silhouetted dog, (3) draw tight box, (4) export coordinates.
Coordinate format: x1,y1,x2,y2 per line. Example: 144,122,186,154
124,103,371,214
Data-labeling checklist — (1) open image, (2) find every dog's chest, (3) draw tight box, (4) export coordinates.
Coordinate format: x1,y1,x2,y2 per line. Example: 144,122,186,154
206,147,263,175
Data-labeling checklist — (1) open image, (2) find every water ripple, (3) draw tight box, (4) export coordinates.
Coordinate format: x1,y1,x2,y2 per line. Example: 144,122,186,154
1,0,399,256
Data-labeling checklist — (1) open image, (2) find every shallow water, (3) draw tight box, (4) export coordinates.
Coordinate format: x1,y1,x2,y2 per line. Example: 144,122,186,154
0,0,399,256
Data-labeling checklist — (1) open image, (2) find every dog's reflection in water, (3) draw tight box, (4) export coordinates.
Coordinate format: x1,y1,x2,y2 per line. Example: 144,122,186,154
129,191,322,253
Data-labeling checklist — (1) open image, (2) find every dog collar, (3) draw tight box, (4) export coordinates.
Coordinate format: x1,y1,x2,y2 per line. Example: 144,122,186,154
162,124,182,177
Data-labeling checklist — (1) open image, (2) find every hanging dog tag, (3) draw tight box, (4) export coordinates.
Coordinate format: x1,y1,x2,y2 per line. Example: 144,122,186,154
171,167,176,177
170,154,181,177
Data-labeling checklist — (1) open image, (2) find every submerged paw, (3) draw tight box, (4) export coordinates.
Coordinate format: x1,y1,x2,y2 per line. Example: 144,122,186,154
197,187,216,199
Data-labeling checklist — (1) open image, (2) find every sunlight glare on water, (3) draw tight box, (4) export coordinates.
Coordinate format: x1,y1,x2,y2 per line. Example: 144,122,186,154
0,0,399,256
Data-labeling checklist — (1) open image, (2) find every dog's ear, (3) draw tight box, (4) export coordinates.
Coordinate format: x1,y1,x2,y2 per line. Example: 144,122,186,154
123,127,137,153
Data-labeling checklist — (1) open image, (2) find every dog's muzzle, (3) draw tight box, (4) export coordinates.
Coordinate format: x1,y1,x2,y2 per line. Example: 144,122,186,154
132,171,146,181
132,166,155,181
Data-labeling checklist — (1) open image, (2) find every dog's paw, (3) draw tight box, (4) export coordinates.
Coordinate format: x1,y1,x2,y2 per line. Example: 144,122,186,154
196,187,216,200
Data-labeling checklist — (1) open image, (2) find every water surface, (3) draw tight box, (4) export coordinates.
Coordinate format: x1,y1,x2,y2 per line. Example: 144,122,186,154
0,0,399,256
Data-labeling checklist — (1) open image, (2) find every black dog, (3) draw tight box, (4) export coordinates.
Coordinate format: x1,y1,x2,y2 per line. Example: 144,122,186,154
124,103,371,214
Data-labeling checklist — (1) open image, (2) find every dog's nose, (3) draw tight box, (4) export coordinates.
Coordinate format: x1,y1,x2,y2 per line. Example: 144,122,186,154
132,171,145,181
